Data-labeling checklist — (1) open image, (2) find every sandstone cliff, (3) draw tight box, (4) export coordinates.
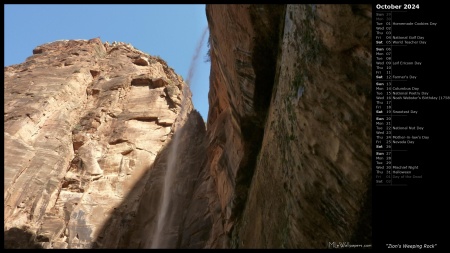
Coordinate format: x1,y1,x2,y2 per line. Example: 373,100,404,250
4,38,204,248
4,4,372,249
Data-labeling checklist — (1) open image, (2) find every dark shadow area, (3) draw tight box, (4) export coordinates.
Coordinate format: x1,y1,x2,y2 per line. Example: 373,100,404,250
230,3,286,228
250,4,286,122
350,174,372,246
4,227,43,249
92,109,210,248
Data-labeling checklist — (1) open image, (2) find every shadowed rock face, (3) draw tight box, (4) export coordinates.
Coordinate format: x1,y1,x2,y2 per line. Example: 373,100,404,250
204,4,372,248
4,227,44,249
204,4,287,247
96,109,209,249
4,4,371,249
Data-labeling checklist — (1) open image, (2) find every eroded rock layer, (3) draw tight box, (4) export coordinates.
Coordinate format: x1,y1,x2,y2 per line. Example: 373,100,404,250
4,38,196,248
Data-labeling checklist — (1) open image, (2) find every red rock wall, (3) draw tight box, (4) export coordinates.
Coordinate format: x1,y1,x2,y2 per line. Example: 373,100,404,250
205,4,372,248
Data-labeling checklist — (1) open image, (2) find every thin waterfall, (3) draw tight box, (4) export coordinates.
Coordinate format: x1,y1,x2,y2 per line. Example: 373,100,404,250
149,26,209,249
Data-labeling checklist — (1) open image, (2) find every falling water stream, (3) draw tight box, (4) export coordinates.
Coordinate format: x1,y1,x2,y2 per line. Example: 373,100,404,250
149,26,209,249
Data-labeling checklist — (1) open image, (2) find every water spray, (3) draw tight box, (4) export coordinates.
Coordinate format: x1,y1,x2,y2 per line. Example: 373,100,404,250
149,26,209,249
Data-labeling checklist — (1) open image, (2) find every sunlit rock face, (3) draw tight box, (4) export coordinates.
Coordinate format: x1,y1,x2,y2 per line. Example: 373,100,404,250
4,38,200,249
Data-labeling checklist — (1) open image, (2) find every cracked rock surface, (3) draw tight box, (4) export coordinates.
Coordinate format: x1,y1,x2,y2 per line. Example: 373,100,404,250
4,38,195,248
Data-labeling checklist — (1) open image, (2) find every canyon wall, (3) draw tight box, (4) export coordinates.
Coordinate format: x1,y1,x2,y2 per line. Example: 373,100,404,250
4,38,204,248
4,4,372,249
204,4,372,248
